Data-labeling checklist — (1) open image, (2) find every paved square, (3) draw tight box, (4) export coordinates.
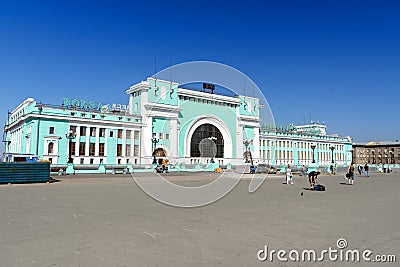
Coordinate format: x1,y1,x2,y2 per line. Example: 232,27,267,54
0,172,398,266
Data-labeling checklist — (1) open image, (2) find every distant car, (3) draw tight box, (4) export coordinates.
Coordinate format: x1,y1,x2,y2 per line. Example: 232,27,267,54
268,166,278,174
255,164,277,174
255,164,268,173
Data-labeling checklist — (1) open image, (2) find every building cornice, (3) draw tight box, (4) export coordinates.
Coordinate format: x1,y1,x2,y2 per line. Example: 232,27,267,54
6,113,143,129
43,135,62,139
10,98,35,114
126,81,151,94
237,115,260,123
147,77,179,86
144,103,181,114
260,133,352,144
178,88,241,105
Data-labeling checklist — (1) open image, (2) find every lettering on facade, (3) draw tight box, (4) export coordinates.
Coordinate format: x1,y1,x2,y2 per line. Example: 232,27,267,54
62,98,128,113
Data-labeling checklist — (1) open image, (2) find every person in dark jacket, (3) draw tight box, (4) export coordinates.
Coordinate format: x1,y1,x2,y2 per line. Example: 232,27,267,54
308,171,321,188
348,163,355,185
364,164,370,177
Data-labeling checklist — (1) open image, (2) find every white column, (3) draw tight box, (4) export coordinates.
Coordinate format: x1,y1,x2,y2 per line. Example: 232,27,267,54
75,126,80,157
284,141,287,161
85,126,90,156
104,128,108,157
236,124,244,161
170,119,178,159
122,129,126,157
253,127,260,159
129,94,134,114
141,118,153,165
95,127,100,156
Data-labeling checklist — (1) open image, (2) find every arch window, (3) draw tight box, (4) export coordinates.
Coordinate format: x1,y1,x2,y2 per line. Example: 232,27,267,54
48,142,54,154
190,124,224,158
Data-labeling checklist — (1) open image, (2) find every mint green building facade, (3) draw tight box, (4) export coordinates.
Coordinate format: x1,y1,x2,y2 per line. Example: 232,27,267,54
3,77,353,171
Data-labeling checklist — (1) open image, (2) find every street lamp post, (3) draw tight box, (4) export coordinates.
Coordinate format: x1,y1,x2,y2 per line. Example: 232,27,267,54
311,144,316,164
329,145,335,164
151,137,159,164
65,130,76,164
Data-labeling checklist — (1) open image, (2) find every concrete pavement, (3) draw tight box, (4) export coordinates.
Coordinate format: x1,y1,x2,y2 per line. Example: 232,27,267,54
0,172,398,266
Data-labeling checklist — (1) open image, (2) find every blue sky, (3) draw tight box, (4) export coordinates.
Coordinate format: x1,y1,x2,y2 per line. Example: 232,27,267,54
1,0,399,153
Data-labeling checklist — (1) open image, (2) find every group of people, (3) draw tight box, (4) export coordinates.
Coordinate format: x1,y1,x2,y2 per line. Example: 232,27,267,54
344,163,372,185
155,158,169,173
356,164,370,176
285,162,374,187
285,164,321,188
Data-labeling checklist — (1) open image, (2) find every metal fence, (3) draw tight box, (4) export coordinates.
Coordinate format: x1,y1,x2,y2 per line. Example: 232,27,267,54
0,162,50,184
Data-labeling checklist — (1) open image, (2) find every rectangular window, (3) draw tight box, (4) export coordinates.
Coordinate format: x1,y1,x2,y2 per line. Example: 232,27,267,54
117,129,123,138
90,158,94,164
80,126,87,136
126,144,131,156
90,127,96,137
159,133,163,139
110,130,114,138
70,125,77,134
126,130,131,139
100,158,103,164
49,127,55,134
99,143,105,156
100,128,106,137
117,144,122,156
134,131,139,140
79,142,85,156
89,143,95,156
134,145,139,157
80,158,84,164
117,159,121,164
165,133,170,140
70,142,76,155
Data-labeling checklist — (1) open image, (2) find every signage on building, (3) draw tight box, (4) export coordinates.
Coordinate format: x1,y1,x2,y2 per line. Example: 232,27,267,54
62,98,128,113
202,83,215,93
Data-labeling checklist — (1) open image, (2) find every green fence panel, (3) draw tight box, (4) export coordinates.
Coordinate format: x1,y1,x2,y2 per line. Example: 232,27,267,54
0,162,50,184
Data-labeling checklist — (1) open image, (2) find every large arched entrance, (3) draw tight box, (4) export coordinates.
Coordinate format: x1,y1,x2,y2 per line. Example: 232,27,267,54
184,115,233,163
190,124,224,158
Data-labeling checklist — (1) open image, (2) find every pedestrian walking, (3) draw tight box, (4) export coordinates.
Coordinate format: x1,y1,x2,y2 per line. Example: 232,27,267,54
364,163,370,177
286,164,293,185
301,165,307,177
348,163,355,185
